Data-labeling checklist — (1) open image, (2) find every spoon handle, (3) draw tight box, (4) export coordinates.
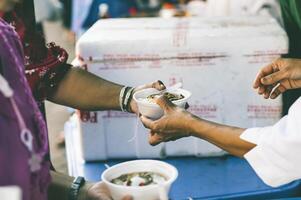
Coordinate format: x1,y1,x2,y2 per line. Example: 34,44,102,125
160,82,183,94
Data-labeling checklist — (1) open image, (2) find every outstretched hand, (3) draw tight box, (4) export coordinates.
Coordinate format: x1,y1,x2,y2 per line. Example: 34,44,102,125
140,96,195,146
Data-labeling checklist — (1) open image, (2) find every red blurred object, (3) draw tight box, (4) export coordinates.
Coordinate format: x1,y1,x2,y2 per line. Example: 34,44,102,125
129,7,138,16
162,3,175,9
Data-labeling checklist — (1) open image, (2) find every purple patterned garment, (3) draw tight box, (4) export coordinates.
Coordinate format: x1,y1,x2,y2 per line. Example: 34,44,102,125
0,19,51,200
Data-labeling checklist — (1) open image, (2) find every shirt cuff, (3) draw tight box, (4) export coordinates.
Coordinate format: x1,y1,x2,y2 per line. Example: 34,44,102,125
243,145,293,187
240,127,271,145
240,127,295,187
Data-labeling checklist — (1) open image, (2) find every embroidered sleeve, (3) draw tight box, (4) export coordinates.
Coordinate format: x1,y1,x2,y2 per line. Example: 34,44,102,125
25,42,71,101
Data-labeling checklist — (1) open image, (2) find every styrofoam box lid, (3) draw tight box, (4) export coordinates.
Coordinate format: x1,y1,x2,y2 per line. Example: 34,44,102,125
76,16,288,62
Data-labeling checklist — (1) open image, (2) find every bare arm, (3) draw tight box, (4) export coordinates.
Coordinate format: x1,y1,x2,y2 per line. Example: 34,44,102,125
48,171,90,200
140,96,255,157
48,67,165,112
48,171,73,200
48,171,132,200
48,68,122,111
190,118,255,157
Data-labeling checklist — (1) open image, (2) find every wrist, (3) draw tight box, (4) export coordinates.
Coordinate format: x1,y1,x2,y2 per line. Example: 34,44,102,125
181,113,201,137
188,115,205,137
78,182,93,200
68,176,87,200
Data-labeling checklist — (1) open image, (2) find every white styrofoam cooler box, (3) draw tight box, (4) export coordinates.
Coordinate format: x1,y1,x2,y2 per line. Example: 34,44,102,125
75,17,288,161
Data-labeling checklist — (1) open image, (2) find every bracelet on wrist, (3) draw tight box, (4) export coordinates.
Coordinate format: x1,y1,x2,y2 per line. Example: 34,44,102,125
119,86,127,112
119,86,135,113
124,87,135,112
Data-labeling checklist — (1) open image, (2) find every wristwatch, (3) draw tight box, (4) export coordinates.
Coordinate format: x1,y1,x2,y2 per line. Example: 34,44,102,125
69,176,86,200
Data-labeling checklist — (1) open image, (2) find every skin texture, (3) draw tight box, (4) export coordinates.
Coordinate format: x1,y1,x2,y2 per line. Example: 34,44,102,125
253,58,301,99
49,68,166,113
140,96,255,157
141,58,301,157
48,171,133,200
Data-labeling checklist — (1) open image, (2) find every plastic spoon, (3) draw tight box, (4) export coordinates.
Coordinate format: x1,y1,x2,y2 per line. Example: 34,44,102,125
159,82,183,94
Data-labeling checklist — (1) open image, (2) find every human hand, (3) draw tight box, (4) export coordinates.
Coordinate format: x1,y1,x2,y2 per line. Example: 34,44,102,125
253,58,301,99
80,181,132,200
129,80,166,114
140,96,196,146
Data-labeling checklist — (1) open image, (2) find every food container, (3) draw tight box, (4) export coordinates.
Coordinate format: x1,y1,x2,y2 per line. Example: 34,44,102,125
133,88,191,119
101,160,178,200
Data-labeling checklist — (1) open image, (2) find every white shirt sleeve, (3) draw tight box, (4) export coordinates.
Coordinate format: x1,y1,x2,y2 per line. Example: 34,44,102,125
240,97,301,187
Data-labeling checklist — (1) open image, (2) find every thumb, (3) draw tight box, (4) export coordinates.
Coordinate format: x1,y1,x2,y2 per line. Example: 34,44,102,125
261,70,287,85
140,115,156,130
149,132,164,146
155,95,176,113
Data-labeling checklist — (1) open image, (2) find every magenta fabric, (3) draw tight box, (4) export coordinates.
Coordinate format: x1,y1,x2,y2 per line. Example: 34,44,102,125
0,18,51,200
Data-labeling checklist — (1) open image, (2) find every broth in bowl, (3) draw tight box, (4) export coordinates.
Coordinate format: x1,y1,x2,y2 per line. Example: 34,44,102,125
101,160,178,200
111,172,167,187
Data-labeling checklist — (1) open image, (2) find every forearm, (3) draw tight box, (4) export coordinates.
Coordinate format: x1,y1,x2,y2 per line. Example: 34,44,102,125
189,117,256,157
48,67,123,111
48,171,74,200
48,171,92,200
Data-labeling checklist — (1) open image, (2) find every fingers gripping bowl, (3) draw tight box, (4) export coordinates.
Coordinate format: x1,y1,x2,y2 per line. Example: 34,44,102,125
133,88,192,119
101,160,178,200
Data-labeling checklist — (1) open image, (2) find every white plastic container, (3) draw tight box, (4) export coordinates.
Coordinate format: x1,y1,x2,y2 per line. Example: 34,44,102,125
75,16,288,161
101,160,178,200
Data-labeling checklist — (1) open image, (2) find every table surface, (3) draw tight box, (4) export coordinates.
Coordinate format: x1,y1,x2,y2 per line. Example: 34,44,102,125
64,120,301,200
76,157,301,200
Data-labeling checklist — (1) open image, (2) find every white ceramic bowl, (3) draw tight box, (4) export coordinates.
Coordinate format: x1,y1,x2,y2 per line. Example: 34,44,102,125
133,88,191,119
101,160,178,200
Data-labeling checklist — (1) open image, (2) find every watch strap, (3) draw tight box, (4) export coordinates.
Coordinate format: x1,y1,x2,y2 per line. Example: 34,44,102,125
68,176,86,200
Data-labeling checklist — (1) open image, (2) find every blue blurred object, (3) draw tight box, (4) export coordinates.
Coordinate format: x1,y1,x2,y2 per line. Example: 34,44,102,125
82,0,135,29
80,156,301,200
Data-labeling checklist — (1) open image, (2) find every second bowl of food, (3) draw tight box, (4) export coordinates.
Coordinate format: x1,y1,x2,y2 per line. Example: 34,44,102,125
101,160,178,200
